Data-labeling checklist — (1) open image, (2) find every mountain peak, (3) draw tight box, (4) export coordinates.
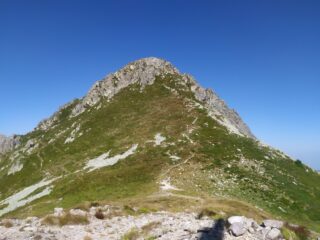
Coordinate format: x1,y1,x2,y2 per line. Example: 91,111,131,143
69,57,180,115
36,57,255,139
127,57,176,69
113,56,179,82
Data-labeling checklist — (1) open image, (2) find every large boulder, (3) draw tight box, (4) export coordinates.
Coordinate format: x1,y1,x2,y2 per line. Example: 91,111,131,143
263,219,283,229
229,222,247,236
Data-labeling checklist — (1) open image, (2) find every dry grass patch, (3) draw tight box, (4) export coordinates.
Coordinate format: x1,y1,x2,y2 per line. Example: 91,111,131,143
121,221,160,240
283,223,310,240
83,236,93,240
1,219,14,228
121,227,140,240
74,201,100,212
141,221,161,235
42,212,89,226
196,208,217,219
114,193,269,222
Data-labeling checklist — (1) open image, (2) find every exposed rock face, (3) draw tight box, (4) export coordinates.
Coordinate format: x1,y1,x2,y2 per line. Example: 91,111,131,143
188,77,255,138
0,134,20,154
68,57,255,138
35,100,76,131
70,57,179,117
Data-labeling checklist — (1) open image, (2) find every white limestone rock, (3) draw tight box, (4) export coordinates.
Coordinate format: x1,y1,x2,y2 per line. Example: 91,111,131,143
266,228,282,240
229,222,247,236
227,216,245,225
263,219,284,229
53,208,65,217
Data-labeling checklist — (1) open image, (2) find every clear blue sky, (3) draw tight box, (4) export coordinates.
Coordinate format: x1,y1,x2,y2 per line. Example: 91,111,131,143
1,1,319,169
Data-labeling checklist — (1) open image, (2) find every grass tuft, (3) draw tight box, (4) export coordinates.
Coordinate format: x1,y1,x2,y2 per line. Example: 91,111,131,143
1,219,13,228
121,228,140,240
197,208,217,219
141,221,161,235
42,211,89,226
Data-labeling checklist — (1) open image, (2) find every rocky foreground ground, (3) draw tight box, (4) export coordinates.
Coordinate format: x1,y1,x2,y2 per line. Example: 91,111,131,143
0,205,303,240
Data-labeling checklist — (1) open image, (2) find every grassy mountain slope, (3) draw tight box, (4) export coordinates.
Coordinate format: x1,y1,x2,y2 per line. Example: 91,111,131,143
0,70,319,232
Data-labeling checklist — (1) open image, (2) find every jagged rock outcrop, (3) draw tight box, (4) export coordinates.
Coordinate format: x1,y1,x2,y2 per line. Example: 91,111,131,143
35,100,77,131
68,57,255,138
70,57,179,117
183,73,255,138
0,135,20,154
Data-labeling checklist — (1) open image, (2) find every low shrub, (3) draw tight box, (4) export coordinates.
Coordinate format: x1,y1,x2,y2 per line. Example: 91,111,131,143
284,223,310,240
1,219,13,228
94,209,105,220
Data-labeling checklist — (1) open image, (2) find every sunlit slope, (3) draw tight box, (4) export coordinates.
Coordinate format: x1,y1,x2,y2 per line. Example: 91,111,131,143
0,73,319,231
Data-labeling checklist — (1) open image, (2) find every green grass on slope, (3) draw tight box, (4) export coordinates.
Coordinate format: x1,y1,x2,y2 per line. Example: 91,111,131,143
180,107,320,231
0,75,197,216
0,74,319,233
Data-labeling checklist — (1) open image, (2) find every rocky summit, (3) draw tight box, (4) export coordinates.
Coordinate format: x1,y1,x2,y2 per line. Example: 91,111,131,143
0,57,319,239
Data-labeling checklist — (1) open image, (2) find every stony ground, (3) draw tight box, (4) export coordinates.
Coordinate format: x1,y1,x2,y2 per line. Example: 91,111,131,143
0,205,288,240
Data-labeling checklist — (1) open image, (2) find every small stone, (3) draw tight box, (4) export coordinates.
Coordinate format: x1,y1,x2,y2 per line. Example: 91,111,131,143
260,226,272,237
53,208,64,217
256,226,263,231
244,218,255,229
227,216,244,225
22,226,37,232
266,228,281,240
252,221,261,229
69,209,87,217
229,222,247,236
